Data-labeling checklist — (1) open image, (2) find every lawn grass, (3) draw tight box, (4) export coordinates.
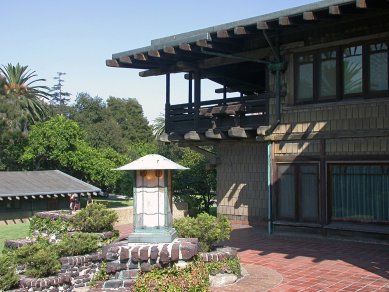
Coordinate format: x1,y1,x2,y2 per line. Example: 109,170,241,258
94,197,133,208
0,222,30,253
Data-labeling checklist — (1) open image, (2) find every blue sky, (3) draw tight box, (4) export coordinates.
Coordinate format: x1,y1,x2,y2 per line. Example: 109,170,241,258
1,0,318,123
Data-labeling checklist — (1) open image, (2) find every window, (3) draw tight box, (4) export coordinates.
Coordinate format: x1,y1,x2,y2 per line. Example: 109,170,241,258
295,40,389,103
343,45,363,95
296,54,314,102
369,42,388,91
330,164,389,224
319,50,337,98
276,163,319,222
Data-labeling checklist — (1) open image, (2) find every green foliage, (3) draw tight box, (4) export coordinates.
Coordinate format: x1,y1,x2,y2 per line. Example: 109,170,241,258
71,203,118,232
173,213,232,252
22,115,126,191
89,261,109,288
29,215,71,236
24,247,60,278
135,260,209,291
55,233,100,256
22,115,84,169
0,254,19,291
173,147,216,215
14,239,60,278
206,258,241,277
71,93,153,153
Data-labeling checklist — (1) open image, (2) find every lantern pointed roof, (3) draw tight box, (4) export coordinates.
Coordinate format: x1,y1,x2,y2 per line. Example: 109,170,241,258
114,154,188,171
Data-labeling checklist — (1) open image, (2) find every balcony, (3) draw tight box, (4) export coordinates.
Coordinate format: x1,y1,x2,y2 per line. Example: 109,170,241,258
164,93,270,141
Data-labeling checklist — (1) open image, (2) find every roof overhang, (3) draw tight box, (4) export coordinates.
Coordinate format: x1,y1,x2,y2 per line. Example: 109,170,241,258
106,0,389,94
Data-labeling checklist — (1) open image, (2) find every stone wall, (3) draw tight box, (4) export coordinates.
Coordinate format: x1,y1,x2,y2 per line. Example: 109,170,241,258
216,142,268,226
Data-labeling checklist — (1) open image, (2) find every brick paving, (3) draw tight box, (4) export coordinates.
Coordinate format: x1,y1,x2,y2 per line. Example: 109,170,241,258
114,224,389,291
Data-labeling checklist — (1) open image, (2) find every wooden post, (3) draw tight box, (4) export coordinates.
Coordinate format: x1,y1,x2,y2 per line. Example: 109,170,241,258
188,72,193,105
165,74,171,133
194,71,201,130
223,85,227,105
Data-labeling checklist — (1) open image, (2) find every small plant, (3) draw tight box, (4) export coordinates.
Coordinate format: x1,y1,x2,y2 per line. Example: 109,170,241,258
206,257,241,277
29,215,71,236
0,253,19,291
135,260,209,291
55,232,101,256
71,203,118,232
173,213,232,252
89,262,109,288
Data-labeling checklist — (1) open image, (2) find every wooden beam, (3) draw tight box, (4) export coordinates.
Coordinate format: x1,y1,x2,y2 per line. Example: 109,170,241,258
303,11,315,21
31,195,36,199
184,131,203,141
53,194,58,198
257,21,269,30
47,195,51,198
119,56,132,64
106,59,119,67
148,49,160,58
234,26,248,35
133,53,147,61
279,16,291,26
16,196,20,200
329,5,341,15
228,127,248,138
0,197,3,201
61,194,65,197
196,39,211,48
205,129,225,140
24,196,29,200
216,30,231,38
8,197,12,200
163,46,176,54
179,43,191,51
356,0,367,8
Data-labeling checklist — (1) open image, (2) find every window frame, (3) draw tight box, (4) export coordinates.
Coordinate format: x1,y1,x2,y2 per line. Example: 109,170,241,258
275,162,320,223
328,162,389,224
294,38,389,104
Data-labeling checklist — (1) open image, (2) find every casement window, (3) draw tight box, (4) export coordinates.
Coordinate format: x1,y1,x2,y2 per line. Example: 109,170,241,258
329,164,389,224
276,163,319,222
295,40,389,103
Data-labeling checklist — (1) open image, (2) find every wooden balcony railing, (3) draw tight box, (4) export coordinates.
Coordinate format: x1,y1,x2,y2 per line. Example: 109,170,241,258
165,93,271,135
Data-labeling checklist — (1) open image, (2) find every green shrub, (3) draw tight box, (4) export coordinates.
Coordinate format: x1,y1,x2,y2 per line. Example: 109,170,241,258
135,260,209,291
173,213,232,252
29,215,71,236
24,248,61,278
206,257,241,277
14,240,60,278
89,261,109,288
55,232,100,256
0,254,19,291
71,203,118,232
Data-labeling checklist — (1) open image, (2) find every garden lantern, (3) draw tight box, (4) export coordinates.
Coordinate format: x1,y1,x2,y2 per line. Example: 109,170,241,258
115,154,188,243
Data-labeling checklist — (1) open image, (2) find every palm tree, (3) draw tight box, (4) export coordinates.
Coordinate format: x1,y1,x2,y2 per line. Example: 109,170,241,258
0,63,51,123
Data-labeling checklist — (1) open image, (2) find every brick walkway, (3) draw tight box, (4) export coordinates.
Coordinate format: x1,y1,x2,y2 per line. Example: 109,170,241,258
114,224,389,291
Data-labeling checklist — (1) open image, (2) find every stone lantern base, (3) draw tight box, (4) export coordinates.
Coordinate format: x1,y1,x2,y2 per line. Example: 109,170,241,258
128,227,177,243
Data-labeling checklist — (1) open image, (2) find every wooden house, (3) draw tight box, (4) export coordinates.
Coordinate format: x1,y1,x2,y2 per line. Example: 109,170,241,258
107,0,389,238
0,170,100,224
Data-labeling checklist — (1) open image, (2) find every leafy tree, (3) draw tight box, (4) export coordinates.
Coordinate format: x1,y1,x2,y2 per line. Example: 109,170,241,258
106,96,153,143
50,72,71,105
0,63,50,123
70,93,153,153
172,147,216,215
0,64,51,170
22,115,125,191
